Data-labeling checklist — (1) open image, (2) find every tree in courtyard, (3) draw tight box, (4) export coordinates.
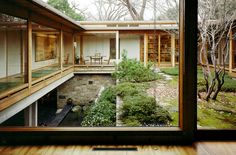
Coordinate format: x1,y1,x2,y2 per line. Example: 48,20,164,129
198,0,236,100
48,0,84,21
90,0,128,21
119,0,148,20
155,0,179,21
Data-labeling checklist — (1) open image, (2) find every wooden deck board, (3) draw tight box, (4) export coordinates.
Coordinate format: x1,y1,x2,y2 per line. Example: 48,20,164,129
0,141,235,155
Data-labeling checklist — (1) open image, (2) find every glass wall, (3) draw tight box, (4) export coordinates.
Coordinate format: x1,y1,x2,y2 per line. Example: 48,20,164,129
63,32,73,67
0,13,28,94
197,0,236,129
32,22,60,81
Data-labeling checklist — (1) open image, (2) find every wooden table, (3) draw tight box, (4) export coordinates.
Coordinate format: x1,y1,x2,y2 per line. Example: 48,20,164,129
89,56,105,64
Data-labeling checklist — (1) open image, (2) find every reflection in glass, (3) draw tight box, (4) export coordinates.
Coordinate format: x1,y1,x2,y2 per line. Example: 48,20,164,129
32,22,60,81
0,13,28,94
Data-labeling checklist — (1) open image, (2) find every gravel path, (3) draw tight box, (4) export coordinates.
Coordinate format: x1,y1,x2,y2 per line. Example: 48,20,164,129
146,73,178,108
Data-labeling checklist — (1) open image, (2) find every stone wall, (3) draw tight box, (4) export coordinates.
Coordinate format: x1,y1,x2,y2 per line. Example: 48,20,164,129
57,74,115,108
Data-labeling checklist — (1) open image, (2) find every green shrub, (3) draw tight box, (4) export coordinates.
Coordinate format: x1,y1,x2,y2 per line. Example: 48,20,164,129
197,69,236,92
81,100,116,127
161,67,179,76
120,95,172,126
98,86,116,103
122,116,142,127
81,87,116,127
112,50,159,82
114,82,146,97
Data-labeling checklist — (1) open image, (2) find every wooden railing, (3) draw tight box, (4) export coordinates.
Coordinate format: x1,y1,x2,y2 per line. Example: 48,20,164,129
0,67,74,111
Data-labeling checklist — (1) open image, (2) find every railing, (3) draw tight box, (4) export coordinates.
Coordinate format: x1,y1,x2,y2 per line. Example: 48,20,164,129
74,64,115,74
0,66,74,111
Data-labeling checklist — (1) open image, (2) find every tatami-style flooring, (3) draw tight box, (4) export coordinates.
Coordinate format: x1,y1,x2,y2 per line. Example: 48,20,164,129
0,141,235,155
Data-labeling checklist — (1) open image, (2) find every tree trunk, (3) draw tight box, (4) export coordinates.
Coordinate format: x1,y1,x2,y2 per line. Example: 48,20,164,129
205,79,216,101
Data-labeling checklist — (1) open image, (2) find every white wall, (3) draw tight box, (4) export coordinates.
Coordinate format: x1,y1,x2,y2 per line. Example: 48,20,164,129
120,37,140,60
83,36,110,59
7,31,21,76
32,34,58,70
0,30,22,78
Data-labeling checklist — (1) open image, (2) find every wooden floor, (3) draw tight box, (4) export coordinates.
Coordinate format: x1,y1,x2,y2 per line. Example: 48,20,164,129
0,141,235,155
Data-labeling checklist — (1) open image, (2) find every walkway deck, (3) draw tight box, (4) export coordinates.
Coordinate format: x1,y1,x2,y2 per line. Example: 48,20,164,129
74,65,115,74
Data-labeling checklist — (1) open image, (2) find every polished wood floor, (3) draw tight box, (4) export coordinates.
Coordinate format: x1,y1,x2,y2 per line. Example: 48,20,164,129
0,141,235,155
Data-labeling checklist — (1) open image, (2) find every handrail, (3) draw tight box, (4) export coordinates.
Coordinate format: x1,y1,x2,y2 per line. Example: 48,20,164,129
0,83,28,100
32,70,61,86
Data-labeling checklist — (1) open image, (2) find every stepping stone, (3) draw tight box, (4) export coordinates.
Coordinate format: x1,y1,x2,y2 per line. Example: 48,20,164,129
165,77,173,80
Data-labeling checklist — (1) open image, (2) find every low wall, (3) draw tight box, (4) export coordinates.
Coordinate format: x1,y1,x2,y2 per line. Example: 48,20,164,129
57,74,115,108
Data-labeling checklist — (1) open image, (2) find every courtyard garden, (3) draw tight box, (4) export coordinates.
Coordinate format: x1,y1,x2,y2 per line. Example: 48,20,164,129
161,67,236,129
79,52,178,127
65,52,235,128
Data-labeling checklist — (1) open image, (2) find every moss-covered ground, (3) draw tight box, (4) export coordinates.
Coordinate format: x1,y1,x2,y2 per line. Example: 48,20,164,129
161,67,236,129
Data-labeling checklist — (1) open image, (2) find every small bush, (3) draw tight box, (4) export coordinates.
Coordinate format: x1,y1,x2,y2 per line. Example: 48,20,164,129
98,87,116,103
81,87,116,127
197,70,236,92
114,82,146,97
161,67,179,76
81,100,116,127
112,50,159,82
122,116,142,127
120,95,172,126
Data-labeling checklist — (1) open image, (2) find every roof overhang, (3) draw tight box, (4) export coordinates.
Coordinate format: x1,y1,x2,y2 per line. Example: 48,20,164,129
0,0,84,31
78,21,178,31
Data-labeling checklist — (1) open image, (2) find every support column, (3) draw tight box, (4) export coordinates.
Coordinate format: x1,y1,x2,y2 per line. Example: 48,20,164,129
116,31,119,64
80,36,83,64
27,20,32,89
60,29,63,72
158,35,161,67
171,34,176,67
24,101,38,127
229,30,233,73
72,34,76,66
144,33,148,67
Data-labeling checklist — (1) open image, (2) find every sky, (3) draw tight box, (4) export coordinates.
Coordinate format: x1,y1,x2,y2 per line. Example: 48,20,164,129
41,0,166,21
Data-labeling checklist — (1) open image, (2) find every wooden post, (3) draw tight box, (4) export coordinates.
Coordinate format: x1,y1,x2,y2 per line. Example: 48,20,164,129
171,34,176,67
24,101,38,127
60,29,63,72
179,0,197,141
80,35,83,64
72,34,75,66
158,34,161,67
116,31,119,64
144,33,148,67
27,20,32,89
229,30,233,73
5,30,8,77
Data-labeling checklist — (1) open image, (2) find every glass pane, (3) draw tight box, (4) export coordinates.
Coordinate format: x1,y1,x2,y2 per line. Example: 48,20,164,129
0,0,180,128
197,0,236,129
0,13,28,94
63,32,73,67
32,22,60,81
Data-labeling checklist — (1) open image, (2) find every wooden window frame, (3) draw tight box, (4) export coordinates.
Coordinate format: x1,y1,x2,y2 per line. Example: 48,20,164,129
0,0,199,145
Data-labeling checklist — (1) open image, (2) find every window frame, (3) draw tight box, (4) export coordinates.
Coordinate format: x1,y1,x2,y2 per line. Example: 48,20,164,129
0,0,199,144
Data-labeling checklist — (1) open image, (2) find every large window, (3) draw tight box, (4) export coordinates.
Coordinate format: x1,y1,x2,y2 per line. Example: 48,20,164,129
32,22,60,81
0,0,201,144
0,13,28,96
197,0,236,129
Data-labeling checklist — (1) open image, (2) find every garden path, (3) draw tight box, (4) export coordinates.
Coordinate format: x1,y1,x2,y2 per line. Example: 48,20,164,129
146,72,178,110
